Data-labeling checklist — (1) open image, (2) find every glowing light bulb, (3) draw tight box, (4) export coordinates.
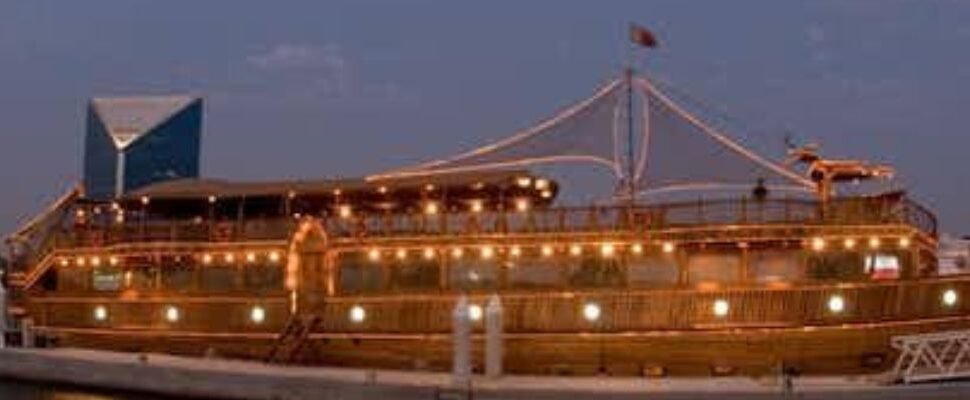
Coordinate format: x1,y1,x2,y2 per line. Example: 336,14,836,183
713,299,729,317
349,305,366,323
582,302,601,322
468,304,483,321
250,306,266,324
828,295,845,314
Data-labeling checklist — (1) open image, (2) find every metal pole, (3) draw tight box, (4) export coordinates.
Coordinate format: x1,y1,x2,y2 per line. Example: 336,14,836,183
0,279,6,348
452,295,472,388
485,294,503,379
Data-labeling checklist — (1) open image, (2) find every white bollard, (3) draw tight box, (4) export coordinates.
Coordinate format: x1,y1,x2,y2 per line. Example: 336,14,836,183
452,295,472,388
485,294,503,379
21,317,34,348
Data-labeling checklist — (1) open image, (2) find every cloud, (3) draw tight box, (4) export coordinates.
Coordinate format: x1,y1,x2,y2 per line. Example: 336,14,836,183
248,43,347,70
243,42,416,106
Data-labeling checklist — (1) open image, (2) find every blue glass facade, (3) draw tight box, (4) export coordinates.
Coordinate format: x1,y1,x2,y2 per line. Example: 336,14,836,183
83,98,202,200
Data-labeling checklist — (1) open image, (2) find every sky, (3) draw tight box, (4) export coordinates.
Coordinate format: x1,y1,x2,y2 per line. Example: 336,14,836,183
1,1,969,235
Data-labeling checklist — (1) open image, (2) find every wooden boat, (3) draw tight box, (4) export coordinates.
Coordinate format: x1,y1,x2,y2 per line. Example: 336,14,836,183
2,65,959,377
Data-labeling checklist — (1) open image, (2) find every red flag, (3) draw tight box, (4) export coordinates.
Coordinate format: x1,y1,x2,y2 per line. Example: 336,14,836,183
630,25,659,48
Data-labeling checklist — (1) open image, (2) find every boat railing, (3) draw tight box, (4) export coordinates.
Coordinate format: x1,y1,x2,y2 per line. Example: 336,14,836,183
45,196,935,249
325,196,936,239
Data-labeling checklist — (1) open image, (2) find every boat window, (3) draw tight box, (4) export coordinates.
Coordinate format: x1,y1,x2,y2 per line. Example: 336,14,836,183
865,253,901,280
92,266,123,291
57,267,88,292
507,256,564,289
750,251,803,283
126,267,159,291
687,253,741,285
628,256,679,286
161,265,195,291
389,259,440,292
245,264,284,290
567,257,624,288
338,252,385,294
806,252,864,281
201,265,238,292
450,260,498,291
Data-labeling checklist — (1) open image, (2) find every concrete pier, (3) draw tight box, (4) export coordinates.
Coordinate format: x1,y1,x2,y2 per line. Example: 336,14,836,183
0,348,969,399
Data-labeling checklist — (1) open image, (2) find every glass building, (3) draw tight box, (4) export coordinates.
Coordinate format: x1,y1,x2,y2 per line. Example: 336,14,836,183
83,96,202,199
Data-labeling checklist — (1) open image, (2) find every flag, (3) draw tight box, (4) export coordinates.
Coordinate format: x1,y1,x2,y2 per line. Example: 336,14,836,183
630,24,658,48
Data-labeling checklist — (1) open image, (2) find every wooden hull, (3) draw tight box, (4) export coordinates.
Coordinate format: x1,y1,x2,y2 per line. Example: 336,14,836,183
36,314,970,376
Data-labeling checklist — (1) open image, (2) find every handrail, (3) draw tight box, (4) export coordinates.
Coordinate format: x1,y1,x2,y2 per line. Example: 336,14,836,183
29,196,937,252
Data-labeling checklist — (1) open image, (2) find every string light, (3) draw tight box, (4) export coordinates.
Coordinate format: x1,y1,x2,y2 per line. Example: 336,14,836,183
268,251,281,263
368,248,381,262
338,204,353,219
541,245,554,258
843,238,856,250
509,246,522,258
516,177,532,188
424,202,439,215
810,237,826,252
451,247,464,259
224,253,235,263
868,237,881,249
480,246,495,260
600,243,616,258
899,237,911,248
535,179,550,190
569,244,583,257
423,247,436,260
109,256,120,266
470,200,484,213
246,252,257,263
395,248,408,260
662,242,676,254
202,253,213,265
631,243,644,255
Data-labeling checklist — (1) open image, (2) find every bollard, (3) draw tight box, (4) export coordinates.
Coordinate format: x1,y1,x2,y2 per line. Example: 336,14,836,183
485,294,503,379
21,317,34,348
452,295,472,388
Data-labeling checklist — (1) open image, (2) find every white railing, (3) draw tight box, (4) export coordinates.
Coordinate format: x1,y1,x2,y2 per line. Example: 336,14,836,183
891,329,970,383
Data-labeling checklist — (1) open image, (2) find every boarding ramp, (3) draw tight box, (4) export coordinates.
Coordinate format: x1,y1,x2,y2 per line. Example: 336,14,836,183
892,329,970,383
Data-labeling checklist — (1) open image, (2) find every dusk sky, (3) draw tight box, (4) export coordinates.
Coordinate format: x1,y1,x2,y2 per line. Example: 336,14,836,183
1,1,969,235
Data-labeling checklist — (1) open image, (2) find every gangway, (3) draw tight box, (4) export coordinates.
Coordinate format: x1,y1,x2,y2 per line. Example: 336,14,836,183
891,329,970,383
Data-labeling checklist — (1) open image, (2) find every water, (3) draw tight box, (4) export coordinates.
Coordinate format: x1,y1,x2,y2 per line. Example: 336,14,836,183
0,379,188,400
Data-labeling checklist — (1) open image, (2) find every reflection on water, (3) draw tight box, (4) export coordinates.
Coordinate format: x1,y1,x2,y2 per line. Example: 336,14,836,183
0,379,181,400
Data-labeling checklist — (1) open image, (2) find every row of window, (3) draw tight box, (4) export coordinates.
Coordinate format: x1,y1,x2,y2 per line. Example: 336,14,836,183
48,250,907,294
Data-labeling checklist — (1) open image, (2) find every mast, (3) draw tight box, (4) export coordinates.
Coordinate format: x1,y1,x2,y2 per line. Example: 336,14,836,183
625,66,636,202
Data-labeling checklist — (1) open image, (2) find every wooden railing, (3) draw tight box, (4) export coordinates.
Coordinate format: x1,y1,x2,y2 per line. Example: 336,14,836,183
37,196,936,250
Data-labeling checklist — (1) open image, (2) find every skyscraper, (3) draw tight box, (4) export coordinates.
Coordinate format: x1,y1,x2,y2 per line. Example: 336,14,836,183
83,95,202,199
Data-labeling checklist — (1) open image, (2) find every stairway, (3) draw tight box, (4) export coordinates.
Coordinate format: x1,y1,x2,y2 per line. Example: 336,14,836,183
265,314,321,364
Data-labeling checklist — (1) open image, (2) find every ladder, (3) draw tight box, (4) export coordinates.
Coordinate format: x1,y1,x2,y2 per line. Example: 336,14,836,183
891,329,970,383
265,314,321,364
